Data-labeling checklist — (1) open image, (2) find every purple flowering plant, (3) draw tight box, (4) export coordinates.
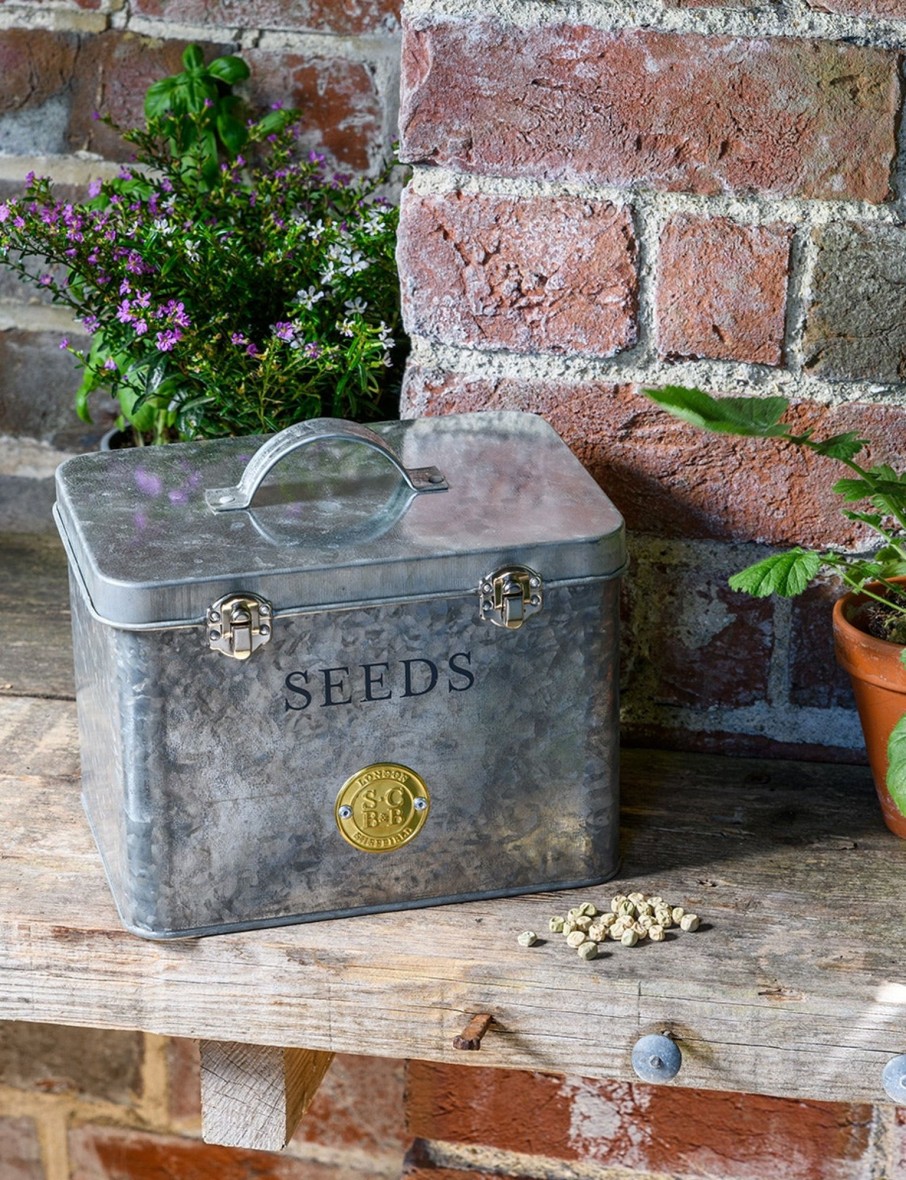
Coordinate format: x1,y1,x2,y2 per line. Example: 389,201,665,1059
0,45,405,444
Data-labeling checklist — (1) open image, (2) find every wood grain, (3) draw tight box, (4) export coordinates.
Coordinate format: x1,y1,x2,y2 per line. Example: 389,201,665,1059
200,1041,334,1150
1,693,902,1105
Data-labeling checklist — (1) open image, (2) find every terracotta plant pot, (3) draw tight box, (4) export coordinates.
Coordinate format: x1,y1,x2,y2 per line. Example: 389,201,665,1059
833,585,906,838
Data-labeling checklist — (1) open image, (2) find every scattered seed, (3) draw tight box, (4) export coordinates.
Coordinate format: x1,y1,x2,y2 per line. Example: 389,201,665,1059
517,930,538,947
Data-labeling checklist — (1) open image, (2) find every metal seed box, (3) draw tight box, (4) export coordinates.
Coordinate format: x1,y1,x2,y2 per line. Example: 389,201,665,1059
54,411,626,938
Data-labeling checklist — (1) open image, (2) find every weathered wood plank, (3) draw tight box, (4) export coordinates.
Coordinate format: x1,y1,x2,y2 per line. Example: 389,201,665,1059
1,694,903,1105
0,532,74,700
200,1042,334,1150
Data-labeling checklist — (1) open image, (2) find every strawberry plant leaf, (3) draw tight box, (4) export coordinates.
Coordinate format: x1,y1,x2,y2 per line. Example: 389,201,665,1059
887,715,906,816
728,549,822,597
810,432,868,461
645,387,791,437
833,477,872,501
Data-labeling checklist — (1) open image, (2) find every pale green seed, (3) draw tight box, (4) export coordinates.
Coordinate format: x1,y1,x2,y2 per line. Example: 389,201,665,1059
517,930,538,947
549,915,566,933
680,913,700,932
620,929,639,947
577,940,598,960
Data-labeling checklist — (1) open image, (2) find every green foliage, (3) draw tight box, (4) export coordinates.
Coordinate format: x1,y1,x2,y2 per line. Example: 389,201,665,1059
643,384,906,807
728,549,822,598
0,45,406,444
887,715,906,815
643,385,906,615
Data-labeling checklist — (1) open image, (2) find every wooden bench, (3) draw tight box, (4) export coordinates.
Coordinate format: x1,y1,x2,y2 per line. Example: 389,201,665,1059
2,531,904,1150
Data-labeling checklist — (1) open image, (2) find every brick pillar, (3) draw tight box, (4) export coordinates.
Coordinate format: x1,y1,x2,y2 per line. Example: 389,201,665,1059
395,0,906,760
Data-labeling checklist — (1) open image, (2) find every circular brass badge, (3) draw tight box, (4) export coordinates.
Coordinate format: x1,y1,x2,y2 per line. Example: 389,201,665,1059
335,763,431,853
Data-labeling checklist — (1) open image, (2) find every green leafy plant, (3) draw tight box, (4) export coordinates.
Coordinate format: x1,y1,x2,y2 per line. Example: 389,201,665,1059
644,384,906,807
0,45,405,445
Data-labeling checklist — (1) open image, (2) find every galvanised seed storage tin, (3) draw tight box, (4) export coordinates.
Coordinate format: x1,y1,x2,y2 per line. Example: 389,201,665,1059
54,411,626,939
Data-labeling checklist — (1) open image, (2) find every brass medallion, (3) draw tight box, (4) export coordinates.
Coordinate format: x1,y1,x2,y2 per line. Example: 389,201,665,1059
335,763,430,853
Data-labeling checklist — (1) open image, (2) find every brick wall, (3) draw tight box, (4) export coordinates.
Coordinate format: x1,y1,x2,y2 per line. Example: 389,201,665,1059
396,0,906,760
4,3,906,1179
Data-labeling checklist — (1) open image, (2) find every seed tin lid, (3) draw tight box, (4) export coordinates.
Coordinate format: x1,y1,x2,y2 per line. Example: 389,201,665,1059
54,411,626,628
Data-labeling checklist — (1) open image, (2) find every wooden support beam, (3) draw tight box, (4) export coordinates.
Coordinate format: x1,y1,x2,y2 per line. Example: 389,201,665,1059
199,1041,335,1152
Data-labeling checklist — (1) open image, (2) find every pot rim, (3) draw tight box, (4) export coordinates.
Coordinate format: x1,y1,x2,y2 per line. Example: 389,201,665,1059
833,579,906,690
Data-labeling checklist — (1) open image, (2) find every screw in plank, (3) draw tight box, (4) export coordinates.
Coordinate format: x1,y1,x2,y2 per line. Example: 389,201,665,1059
631,1033,682,1083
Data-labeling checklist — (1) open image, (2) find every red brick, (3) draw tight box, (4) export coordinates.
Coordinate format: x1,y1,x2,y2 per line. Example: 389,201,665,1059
166,1038,201,1125
402,368,903,551
244,50,385,172
0,1117,44,1180
0,1022,144,1104
400,22,898,202
633,553,775,708
292,1055,408,1155
0,31,78,115
398,191,638,357
69,1126,350,1180
657,215,793,365
69,34,215,160
130,0,400,36
790,581,855,709
405,1063,874,1180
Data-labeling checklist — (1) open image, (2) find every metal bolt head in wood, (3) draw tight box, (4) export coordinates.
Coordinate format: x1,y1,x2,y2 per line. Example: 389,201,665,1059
631,1033,682,1083
882,1054,906,1103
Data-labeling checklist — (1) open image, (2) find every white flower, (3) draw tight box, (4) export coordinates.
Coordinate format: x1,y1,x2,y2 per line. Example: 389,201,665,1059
295,285,325,310
344,298,368,315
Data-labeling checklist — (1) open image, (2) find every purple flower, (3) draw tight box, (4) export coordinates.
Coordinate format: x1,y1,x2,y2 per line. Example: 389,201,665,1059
156,328,182,352
0,204,9,223
304,342,322,359
38,274,53,287
103,358,118,371
133,319,148,337
133,290,151,310
231,332,247,346
82,314,99,334
116,299,134,324
87,179,102,199
59,337,69,350
119,280,131,296
273,321,296,343
24,171,35,185
246,342,259,356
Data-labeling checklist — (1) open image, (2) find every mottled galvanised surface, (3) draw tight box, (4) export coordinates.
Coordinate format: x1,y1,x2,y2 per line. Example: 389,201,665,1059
71,578,620,937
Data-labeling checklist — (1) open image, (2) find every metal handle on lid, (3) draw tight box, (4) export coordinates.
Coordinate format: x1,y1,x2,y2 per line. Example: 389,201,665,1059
205,418,448,513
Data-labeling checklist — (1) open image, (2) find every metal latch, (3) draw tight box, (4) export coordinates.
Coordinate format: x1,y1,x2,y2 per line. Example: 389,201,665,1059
207,593,273,660
478,566,543,630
